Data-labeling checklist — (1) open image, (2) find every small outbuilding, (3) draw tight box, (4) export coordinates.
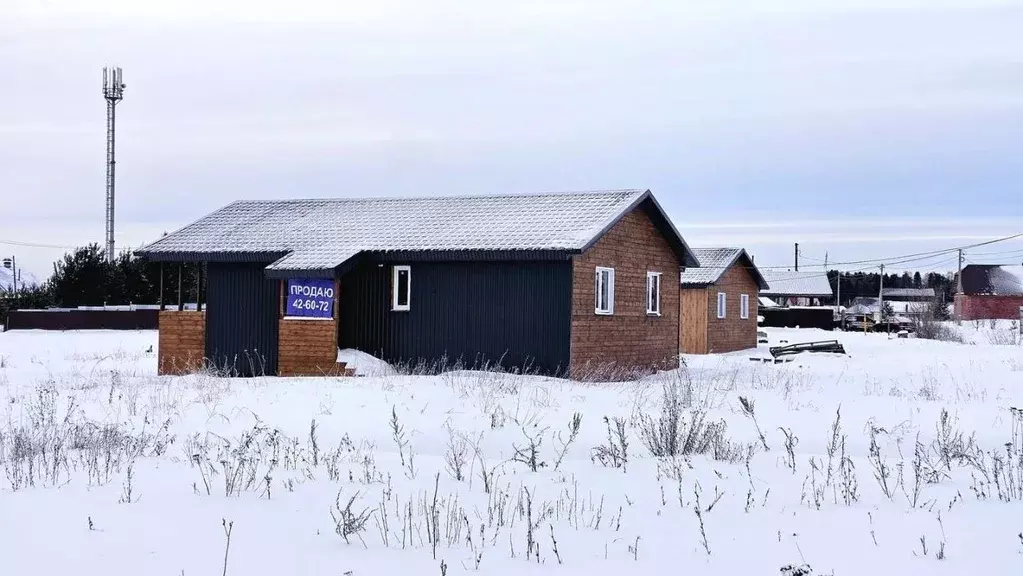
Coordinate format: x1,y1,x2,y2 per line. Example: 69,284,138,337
954,264,1023,320
679,248,768,354
137,189,698,378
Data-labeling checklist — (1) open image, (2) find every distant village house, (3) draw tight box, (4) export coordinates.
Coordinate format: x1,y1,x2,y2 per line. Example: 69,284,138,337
954,265,1023,321
679,248,768,354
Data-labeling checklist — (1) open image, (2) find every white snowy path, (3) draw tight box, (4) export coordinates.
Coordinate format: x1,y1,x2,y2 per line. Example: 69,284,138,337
1,327,1022,575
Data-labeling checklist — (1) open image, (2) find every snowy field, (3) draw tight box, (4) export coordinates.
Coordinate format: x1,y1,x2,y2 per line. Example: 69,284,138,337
1,326,1022,575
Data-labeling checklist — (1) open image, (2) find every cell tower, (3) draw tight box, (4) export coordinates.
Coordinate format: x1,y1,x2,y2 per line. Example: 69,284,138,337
102,66,125,263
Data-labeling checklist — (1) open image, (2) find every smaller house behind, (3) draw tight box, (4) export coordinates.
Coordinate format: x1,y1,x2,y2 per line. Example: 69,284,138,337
680,248,768,354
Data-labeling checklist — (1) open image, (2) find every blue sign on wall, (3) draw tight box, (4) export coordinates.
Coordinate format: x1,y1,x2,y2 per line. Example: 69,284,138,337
286,279,335,318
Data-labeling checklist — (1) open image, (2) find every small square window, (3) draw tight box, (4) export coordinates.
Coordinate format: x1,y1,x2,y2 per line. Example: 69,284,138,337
392,265,410,311
595,267,615,315
717,292,727,319
646,272,662,315
740,294,750,319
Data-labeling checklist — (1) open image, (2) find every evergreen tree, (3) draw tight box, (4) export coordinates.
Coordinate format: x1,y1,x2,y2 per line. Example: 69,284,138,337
913,271,922,288
46,245,175,308
50,244,111,307
0,284,55,321
899,272,913,288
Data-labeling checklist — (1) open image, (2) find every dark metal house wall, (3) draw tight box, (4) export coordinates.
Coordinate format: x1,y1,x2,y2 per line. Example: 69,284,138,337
338,260,572,375
205,262,280,376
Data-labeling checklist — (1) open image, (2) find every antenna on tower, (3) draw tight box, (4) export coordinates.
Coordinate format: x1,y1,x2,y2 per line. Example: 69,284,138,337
102,66,126,264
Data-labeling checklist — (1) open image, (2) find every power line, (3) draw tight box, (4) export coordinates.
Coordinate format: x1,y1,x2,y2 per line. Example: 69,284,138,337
965,246,1023,258
751,232,1023,271
0,239,78,250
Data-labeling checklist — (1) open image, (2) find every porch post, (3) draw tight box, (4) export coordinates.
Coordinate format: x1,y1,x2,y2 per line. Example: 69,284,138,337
177,263,184,311
158,262,165,311
196,263,204,312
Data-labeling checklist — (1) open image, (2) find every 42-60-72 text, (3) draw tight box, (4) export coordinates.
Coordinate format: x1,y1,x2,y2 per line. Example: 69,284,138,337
290,299,331,313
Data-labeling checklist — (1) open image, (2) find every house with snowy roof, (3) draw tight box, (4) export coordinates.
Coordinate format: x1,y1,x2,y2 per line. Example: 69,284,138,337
679,248,768,354
759,269,834,307
136,189,698,378
881,287,935,302
954,264,1023,320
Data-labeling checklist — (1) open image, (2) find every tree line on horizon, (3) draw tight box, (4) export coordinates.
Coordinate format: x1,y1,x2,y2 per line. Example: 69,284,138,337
827,269,957,307
1,244,960,319
0,244,200,319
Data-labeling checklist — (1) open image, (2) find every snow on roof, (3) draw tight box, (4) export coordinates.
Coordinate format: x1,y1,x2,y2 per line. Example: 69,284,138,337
959,265,1023,296
881,287,935,299
138,190,695,273
845,297,927,315
680,248,742,286
0,266,40,292
758,296,779,308
759,269,833,298
680,247,768,289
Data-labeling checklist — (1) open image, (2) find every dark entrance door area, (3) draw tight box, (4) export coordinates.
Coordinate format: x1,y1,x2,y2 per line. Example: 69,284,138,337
205,263,280,376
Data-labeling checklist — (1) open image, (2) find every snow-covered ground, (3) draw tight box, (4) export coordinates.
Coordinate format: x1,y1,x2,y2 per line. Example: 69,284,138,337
1,327,1022,575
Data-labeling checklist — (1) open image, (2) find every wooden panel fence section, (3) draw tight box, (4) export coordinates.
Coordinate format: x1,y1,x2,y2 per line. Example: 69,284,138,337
158,311,206,375
278,317,343,376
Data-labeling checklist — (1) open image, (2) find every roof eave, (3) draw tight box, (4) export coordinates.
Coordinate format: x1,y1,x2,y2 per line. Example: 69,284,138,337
134,250,288,263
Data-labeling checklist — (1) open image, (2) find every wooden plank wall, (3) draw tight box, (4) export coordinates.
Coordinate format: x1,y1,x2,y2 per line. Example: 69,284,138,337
679,288,708,354
158,310,206,375
278,317,340,376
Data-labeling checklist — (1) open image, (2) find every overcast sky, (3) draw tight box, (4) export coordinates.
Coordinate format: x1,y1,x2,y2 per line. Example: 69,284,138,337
3,0,1023,278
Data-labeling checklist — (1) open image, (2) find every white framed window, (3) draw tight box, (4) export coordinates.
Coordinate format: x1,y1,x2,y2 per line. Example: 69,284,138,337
646,272,662,315
595,267,615,315
716,292,727,319
392,265,411,311
740,293,750,319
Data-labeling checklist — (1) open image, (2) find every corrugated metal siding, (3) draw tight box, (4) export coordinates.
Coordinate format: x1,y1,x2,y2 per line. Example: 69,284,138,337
339,261,571,375
205,263,280,376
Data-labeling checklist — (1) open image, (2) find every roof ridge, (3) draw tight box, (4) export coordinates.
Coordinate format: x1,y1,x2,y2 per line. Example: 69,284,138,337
230,189,648,205
690,247,744,253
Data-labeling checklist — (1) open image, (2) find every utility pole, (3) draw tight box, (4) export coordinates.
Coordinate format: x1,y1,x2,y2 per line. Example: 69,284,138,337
878,264,885,326
102,66,126,264
794,242,799,272
10,255,16,294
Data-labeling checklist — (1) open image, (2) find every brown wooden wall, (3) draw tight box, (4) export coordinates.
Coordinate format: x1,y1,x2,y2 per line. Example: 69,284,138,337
278,318,341,376
680,288,708,354
158,310,206,375
570,207,681,377
705,264,758,353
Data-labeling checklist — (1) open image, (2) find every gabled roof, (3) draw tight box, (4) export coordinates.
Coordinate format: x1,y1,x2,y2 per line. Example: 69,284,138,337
136,189,698,276
679,247,768,290
760,269,833,298
958,264,1023,296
